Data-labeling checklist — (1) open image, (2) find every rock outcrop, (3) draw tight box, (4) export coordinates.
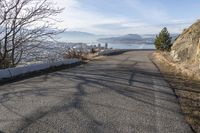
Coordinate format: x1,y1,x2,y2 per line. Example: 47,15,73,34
170,20,200,64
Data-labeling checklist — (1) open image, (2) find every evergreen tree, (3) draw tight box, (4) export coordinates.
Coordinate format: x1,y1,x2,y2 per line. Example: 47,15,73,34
154,27,172,51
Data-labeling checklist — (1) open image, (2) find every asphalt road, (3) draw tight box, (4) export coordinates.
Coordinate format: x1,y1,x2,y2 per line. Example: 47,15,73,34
0,51,192,133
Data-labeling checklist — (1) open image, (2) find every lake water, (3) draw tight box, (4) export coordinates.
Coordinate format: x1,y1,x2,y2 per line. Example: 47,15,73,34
107,43,155,49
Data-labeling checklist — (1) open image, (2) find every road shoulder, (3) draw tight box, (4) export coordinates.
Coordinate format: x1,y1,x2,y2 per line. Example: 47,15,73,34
151,52,200,133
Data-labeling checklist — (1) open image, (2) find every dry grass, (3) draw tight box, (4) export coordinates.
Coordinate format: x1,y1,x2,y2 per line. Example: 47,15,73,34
64,49,88,60
152,52,200,80
64,48,104,62
151,52,200,133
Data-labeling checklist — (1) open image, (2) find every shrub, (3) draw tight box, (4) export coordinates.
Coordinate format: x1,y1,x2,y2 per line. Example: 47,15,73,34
91,48,99,54
0,54,12,69
64,48,89,60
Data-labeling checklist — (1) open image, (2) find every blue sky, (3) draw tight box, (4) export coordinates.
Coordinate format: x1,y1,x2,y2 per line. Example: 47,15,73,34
55,0,200,35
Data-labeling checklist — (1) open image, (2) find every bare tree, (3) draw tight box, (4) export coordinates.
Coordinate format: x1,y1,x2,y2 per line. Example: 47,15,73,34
0,0,64,68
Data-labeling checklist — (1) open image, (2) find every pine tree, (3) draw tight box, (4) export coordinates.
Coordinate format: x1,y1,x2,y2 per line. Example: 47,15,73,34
154,27,172,51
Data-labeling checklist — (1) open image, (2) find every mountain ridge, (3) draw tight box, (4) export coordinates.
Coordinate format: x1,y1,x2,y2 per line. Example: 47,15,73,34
97,34,154,44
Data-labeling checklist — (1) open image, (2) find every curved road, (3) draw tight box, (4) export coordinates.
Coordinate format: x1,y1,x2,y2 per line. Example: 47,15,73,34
0,51,192,133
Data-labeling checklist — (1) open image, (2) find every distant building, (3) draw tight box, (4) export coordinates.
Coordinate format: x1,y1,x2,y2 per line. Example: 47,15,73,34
98,43,101,49
105,43,108,49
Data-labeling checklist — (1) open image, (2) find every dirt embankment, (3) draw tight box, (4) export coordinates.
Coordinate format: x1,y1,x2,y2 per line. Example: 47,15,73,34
151,52,200,133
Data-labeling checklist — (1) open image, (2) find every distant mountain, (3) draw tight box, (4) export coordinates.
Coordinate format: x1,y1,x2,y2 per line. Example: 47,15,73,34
61,31,95,37
57,31,179,44
57,31,117,43
142,33,179,40
57,31,98,43
171,34,179,42
141,34,156,38
97,34,154,44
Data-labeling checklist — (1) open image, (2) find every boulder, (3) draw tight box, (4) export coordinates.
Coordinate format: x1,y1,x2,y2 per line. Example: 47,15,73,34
170,20,200,64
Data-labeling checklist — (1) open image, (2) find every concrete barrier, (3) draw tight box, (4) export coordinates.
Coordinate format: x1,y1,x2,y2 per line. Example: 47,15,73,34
0,58,81,80
98,49,129,56
0,69,11,79
25,63,51,73
99,49,155,56
8,66,29,77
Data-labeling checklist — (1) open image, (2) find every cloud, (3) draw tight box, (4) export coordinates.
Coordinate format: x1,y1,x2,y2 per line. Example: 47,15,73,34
94,21,146,30
50,0,194,35
94,23,129,30
53,0,129,33
124,0,169,22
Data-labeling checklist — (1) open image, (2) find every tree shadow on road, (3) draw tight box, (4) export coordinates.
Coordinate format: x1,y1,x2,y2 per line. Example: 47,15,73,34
0,56,194,132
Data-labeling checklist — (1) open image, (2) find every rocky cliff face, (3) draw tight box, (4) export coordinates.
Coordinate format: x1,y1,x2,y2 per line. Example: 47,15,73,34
170,20,200,64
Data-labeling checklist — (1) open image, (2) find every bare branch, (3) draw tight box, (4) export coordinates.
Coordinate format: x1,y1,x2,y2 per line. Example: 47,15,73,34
0,0,65,68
